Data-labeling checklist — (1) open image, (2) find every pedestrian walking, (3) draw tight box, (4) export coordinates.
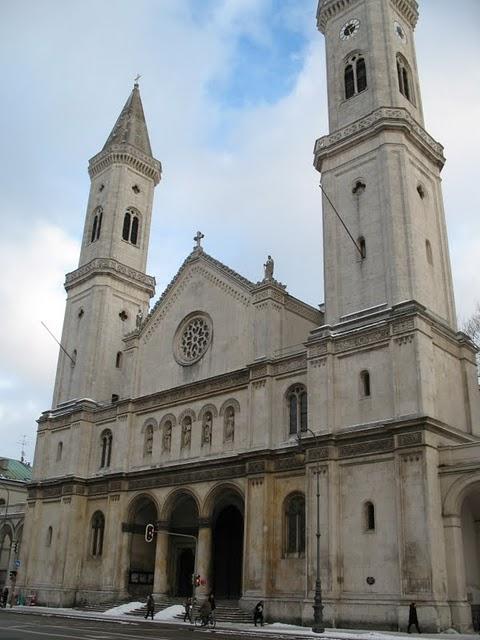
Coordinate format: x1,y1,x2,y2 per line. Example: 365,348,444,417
208,592,216,622
144,593,155,620
184,596,193,622
253,600,264,626
1,587,8,608
408,602,421,633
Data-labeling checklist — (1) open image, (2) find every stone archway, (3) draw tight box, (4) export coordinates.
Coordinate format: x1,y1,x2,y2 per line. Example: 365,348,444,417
0,525,13,588
127,495,158,597
461,491,480,629
168,493,199,597
210,489,244,599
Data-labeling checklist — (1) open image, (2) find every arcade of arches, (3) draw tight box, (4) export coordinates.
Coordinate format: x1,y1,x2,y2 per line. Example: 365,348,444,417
126,486,244,599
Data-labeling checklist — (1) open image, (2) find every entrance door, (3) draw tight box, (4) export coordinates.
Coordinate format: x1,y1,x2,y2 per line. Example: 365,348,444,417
213,505,243,598
176,547,194,597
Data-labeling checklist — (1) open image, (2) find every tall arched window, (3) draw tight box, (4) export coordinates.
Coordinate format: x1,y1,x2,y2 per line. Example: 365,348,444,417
46,526,53,547
360,370,371,397
91,511,105,557
365,501,375,531
122,208,140,245
56,441,63,462
344,54,367,99
288,385,307,435
284,493,305,556
100,429,113,468
358,236,366,259
397,54,415,104
90,207,103,243
144,424,154,457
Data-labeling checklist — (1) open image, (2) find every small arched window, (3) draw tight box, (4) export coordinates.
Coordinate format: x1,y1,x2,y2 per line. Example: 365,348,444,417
360,370,371,397
122,208,140,245
91,511,105,557
144,424,154,457
0,498,5,506
56,441,63,462
46,526,53,547
90,207,103,243
285,493,305,556
344,54,367,100
100,429,113,468
425,239,433,265
71,349,77,369
288,385,307,435
115,352,123,369
358,236,366,259
397,54,415,104
365,501,375,531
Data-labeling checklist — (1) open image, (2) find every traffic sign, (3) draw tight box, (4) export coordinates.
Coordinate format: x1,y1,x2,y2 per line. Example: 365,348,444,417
15,560,20,568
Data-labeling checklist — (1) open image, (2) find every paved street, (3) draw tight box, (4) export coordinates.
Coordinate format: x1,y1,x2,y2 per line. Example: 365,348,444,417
0,610,286,640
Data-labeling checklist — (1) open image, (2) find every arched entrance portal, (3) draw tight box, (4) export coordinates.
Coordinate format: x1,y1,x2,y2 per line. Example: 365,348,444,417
169,494,199,597
461,491,480,629
212,492,244,599
128,496,158,597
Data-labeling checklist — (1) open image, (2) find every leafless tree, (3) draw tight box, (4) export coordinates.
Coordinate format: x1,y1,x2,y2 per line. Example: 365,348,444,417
462,303,480,379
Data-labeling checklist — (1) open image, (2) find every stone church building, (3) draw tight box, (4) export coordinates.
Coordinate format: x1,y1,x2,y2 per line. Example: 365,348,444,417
19,0,480,631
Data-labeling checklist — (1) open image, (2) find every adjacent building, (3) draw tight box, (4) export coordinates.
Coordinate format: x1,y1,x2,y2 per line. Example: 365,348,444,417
19,0,480,631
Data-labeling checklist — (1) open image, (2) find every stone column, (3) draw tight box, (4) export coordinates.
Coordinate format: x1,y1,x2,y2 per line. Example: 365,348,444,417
153,521,170,596
196,519,212,598
443,515,471,631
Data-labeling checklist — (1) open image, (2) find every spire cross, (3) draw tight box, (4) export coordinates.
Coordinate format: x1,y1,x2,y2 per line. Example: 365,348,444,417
194,231,205,250
134,74,141,85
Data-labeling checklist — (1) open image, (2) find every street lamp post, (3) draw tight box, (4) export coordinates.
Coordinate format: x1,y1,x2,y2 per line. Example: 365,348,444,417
297,428,324,634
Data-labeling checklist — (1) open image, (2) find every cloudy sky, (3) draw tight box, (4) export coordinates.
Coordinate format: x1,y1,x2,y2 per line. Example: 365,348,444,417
0,0,479,462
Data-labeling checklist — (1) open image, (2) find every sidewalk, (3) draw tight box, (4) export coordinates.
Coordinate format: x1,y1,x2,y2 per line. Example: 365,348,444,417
3,604,478,640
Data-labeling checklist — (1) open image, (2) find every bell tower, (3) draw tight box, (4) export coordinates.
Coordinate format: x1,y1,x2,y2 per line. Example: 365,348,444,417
314,0,456,329
52,82,161,407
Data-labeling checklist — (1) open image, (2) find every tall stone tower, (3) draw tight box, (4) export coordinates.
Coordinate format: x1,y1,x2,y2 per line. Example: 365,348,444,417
52,82,161,407
309,0,479,435
314,0,456,329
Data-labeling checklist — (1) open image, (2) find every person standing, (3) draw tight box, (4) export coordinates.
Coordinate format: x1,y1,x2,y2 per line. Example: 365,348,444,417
183,596,193,623
408,602,421,633
1,587,8,608
144,594,155,620
208,592,216,622
253,601,264,626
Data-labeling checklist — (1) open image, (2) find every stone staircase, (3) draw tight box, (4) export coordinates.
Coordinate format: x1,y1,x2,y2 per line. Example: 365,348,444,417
127,597,252,624
75,596,253,624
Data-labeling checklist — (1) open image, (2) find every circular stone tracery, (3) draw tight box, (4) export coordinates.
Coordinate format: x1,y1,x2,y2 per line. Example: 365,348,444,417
174,313,213,365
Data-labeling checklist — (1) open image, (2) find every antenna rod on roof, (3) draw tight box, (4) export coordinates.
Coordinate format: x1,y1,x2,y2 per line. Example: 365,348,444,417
40,321,76,365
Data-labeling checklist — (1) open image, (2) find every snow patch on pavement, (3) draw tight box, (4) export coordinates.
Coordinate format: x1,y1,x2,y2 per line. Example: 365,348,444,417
154,604,184,620
104,601,144,615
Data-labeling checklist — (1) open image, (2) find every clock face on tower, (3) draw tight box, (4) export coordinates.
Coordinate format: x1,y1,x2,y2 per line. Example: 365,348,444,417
394,21,407,43
339,18,360,41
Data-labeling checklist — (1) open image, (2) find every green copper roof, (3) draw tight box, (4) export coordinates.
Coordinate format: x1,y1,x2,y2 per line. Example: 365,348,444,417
0,458,32,482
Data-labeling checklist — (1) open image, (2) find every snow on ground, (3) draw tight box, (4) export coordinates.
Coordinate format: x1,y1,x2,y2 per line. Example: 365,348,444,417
154,604,184,620
103,601,144,616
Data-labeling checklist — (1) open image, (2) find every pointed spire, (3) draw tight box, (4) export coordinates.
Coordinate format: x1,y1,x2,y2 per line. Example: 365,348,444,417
102,81,153,157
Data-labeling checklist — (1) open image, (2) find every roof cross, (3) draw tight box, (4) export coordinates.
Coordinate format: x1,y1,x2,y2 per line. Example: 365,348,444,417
194,231,205,250
134,74,141,85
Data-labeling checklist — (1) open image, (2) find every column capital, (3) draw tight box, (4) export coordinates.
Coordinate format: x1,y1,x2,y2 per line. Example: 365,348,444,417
198,517,212,529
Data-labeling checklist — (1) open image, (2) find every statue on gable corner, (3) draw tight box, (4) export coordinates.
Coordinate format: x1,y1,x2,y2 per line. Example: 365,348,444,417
263,255,274,281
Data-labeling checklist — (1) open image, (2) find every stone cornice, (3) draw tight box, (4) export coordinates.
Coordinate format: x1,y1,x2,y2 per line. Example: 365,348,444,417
314,107,445,171
89,143,162,185
316,0,418,33
65,258,156,297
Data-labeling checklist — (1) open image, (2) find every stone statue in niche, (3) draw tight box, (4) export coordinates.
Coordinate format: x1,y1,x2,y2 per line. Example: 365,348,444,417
263,255,274,281
162,423,172,452
224,407,235,442
136,308,144,328
202,413,212,445
181,419,192,449
145,427,153,455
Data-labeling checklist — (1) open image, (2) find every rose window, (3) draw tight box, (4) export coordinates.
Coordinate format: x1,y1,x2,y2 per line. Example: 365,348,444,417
174,313,213,365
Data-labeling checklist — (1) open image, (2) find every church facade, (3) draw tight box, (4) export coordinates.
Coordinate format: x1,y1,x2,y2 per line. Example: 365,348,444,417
19,0,480,631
